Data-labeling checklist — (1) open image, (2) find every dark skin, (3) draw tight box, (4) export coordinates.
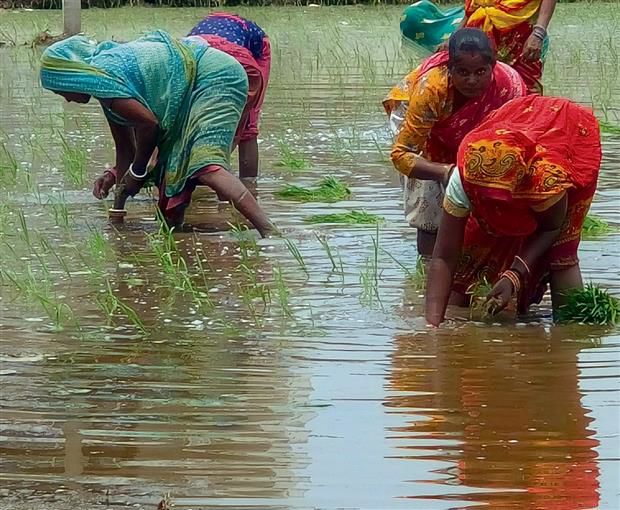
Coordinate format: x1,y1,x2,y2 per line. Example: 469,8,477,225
393,51,494,258
425,194,578,327
521,0,557,62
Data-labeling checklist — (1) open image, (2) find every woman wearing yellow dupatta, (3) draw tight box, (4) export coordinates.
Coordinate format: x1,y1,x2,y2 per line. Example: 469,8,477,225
463,0,557,93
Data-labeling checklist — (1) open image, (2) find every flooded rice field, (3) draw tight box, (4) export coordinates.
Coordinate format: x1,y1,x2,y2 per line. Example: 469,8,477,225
0,4,619,509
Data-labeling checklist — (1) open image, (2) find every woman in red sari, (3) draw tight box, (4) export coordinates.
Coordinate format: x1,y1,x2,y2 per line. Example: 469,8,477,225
426,95,602,326
386,28,526,258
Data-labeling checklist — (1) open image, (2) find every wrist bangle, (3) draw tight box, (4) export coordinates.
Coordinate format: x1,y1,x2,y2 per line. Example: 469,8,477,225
501,270,521,296
129,163,148,180
513,255,531,278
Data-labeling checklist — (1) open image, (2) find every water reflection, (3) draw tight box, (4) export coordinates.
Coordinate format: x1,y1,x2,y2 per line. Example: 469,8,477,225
386,326,601,509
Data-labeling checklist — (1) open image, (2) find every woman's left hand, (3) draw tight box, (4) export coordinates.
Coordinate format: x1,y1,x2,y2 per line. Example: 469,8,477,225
485,277,514,315
521,34,543,62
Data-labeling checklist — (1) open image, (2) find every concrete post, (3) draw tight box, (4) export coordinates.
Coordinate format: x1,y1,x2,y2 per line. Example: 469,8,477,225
63,0,81,36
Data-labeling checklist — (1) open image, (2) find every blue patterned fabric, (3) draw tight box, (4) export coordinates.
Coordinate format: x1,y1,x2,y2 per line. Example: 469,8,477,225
188,13,266,59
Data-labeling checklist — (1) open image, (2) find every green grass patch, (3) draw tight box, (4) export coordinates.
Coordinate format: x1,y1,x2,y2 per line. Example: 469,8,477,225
275,176,351,203
599,121,620,136
582,214,615,239
557,283,620,325
304,210,383,225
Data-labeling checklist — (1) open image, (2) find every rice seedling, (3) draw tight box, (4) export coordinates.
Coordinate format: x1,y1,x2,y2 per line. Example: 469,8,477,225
86,224,112,263
59,133,87,187
557,283,620,325
582,214,615,239
466,276,495,319
275,176,351,203
48,194,71,228
304,210,383,225
0,143,18,186
272,265,293,318
315,233,343,274
359,224,382,307
276,141,308,170
599,121,620,136
284,238,308,275
97,280,147,335
15,209,33,250
39,237,72,278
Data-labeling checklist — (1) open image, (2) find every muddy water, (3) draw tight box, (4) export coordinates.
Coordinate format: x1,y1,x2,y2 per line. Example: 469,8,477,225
1,5,619,510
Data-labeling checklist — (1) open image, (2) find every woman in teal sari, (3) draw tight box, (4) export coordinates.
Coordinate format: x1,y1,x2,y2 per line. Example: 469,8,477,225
40,31,273,236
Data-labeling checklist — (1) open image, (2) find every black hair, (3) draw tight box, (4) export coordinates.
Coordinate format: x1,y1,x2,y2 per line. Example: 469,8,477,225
448,28,496,67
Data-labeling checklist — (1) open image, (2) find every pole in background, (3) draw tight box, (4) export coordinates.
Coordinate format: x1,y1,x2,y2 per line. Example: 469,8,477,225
63,0,81,35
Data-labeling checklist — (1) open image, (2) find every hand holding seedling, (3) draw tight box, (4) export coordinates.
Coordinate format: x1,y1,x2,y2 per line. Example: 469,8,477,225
485,276,514,315
521,33,544,62
93,169,116,199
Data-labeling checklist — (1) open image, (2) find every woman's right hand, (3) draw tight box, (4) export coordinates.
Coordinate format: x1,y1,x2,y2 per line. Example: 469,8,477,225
93,169,117,199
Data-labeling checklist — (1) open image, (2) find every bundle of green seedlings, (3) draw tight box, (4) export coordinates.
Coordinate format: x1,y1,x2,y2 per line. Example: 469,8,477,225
275,176,351,203
304,210,384,225
582,214,615,239
557,283,620,325
466,277,495,319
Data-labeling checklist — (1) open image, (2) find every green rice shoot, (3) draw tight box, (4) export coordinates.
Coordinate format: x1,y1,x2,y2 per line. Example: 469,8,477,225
466,276,495,319
557,283,620,325
275,176,351,203
304,210,383,225
599,121,620,136
582,214,615,239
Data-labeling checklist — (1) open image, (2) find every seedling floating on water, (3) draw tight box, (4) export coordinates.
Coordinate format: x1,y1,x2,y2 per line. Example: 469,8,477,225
304,210,383,225
276,176,351,203
557,283,620,325
582,214,615,239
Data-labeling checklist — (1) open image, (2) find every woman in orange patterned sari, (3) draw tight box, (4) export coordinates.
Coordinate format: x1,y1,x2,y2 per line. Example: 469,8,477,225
463,0,557,93
386,28,525,259
426,95,602,326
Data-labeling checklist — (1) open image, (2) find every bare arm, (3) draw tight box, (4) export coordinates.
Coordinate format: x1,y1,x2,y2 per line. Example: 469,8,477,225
425,211,468,326
511,194,567,279
535,0,557,30
108,120,135,181
486,194,568,312
103,98,159,175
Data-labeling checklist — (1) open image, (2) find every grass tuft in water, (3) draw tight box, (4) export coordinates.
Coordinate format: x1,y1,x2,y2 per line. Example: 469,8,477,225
557,283,620,325
275,177,351,203
582,214,615,239
304,210,383,225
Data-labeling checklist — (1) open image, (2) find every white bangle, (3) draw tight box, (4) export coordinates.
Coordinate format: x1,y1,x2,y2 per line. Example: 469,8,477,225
129,163,148,180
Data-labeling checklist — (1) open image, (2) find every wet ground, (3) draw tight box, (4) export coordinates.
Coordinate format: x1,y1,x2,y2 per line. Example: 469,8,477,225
0,5,619,509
